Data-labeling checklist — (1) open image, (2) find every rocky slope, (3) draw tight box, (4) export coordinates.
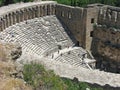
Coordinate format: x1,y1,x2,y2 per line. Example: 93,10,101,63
0,42,32,90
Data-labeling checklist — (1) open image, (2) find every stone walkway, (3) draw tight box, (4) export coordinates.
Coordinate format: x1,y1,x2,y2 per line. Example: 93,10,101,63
18,51,120,87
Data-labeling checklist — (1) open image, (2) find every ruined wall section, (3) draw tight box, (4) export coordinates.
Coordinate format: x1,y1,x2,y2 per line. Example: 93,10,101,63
92,5,120,73
56,4,99,50
98,5,120,28
55,4,86,48
92,26,120,73
85,5,99,50
97,6,120,60
0,1,56,32
93,26,120,61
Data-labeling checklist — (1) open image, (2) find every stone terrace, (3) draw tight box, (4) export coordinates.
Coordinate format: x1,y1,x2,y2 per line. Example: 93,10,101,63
0,15,95,69
0,15,74,56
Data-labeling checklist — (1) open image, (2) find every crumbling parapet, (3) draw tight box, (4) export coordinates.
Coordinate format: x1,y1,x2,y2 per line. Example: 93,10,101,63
0,1,57,31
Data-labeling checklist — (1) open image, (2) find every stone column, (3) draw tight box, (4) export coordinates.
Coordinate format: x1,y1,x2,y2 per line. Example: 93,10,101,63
16,11,19,23
3,16,6,29
23,9,27,20
16,11,18,23
47,4,50,15
50,4,54,15
21,10,25,21
32,7,35,19
36,6,40,17
42,5,45,16
35,6,38,18
51,4,56,15
28,8,32,19
54,4,56,15
5,14,9,28
20,10,23,22
40,5,43,17
0,18,3,31
1,18,5,30
24,8,28,20
8,14,11,26
10,13,13,26
13,12,16,24
105,9,111,26
7,14,10,27
117,12,120,28
44,5,47,16
103,9,107,24
98,8,104,24
111,11,117,27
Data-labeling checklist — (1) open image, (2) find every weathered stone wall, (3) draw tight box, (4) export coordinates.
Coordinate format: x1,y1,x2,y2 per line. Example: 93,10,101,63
0,2,99,50
93,26,120,59
98,5,120,28
90,5,120,73
55,4,86,48
0,1,56,31
85,5,99,50
92,25,120,73
55,4,99,50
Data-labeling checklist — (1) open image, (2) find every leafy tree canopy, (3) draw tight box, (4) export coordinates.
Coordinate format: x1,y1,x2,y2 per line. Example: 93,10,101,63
0,0,120,7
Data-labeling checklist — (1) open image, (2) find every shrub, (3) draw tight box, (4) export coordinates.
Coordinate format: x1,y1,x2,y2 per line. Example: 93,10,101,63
23,63,66,90
23,62,103,90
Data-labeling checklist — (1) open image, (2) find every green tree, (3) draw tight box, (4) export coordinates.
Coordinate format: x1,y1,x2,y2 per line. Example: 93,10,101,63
115,0,120,7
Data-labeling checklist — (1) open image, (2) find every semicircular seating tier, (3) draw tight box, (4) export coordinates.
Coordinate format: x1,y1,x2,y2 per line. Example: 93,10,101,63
0,1,95,69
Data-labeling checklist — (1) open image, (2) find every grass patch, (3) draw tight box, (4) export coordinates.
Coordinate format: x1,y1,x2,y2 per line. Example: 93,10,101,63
62,78,103,90
23,63,103,90
23,63,66,90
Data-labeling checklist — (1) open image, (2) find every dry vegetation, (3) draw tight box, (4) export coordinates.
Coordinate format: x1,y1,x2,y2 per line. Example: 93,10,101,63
0,42,31,90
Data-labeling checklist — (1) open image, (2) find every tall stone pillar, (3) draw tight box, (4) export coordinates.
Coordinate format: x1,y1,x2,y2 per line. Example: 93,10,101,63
51,4,55,15
98,8,104,25
20,10,23,22
85,6,99,50
21,10,24,21
32,7,35,19
24,9,29,20
44,5,47,16
117,12,120,28
18,11,21,23
5,14,9,28
13,12,16,24
34,6,38,18
29,8,32,19
23,9,27,20
42,5,45,16
16,11,19,23
0,18,3,31
37,6,40,17
40,5,43,17
49,4,52,15
3,16,6,29
110,11,117,27
47,4,50,15
105,9,111,26
10,13,13,26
